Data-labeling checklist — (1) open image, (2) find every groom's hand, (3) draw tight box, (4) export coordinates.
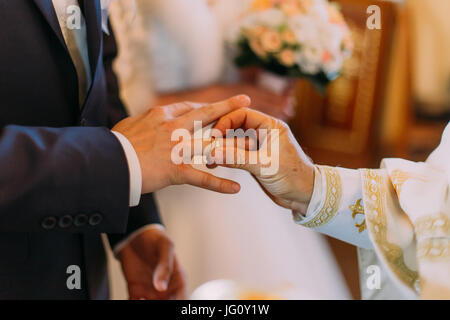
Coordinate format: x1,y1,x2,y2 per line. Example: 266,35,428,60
112,95,250,194
212,108,315,215
118,227,186,300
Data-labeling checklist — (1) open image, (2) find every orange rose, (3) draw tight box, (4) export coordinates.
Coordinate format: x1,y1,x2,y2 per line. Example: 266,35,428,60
279,0,311,16
278,49,296,66
250,39,267,57
251,0,273,11
260,30,283,52
280,3,303,16
245,26,268,39
281,29,297,45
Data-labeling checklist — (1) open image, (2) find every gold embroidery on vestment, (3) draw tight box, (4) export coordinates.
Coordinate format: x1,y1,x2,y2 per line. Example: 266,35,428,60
302,166,342,228
349,199,366,233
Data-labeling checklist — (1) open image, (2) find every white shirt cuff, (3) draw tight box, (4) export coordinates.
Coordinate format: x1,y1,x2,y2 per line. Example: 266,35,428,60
111,131,142,207
113,224,165,256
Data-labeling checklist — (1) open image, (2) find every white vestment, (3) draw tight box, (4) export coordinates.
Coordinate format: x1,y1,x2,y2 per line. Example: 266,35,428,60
296,123,450,299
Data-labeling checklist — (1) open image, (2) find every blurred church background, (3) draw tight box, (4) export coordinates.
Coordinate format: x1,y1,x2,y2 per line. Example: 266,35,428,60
289,0,450,298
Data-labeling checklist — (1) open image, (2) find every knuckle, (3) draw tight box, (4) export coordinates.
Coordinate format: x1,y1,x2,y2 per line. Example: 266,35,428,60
219,180,229,193
201,174,214,188
152,106,167,118
203,106,215,118
175,102,190,112
153,106,164,113
182,101,192,108
275,119,289,131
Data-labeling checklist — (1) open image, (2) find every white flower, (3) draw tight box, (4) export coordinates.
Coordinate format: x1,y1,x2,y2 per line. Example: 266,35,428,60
297,45,322,74
288,16,318,43
320,23,344,54
228,0,352,76
307,0,329,21
241,9,285,29
323,55,344,74
300,61,320,74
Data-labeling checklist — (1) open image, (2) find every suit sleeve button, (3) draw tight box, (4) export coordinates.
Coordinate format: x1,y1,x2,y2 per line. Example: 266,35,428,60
41,217,57,230
58,215,73,228
74,214,88,227
89,213,103,226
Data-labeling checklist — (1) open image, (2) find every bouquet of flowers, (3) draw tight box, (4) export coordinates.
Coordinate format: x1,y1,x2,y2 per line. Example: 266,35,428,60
228,0,353,93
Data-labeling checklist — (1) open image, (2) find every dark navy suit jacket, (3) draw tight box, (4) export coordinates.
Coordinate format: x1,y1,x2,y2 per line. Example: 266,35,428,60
0,0,160,299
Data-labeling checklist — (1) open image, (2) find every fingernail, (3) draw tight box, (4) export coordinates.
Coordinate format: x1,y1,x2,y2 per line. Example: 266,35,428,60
232,183,240,193
158,280,168,291
234,95,251,106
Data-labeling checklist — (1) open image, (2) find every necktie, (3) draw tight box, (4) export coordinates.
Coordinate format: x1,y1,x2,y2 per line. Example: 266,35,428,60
52,0,92,107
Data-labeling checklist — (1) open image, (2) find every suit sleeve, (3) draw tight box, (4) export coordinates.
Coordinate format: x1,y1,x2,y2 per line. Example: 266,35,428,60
102,23,162,248
0,125,131,232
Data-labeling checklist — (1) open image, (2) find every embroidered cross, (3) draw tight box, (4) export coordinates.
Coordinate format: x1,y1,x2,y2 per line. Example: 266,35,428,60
349,199,366,233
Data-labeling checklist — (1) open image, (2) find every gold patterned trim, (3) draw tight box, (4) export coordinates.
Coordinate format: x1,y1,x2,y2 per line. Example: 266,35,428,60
361,169,419,292
414,213,450,240
349,199,366,233
417,238,450,261
302,166,342,228
389,169,428,196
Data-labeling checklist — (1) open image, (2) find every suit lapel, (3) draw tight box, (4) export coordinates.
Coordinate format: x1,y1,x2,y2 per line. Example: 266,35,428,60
33,0,102,81
32,0,68,51
33,0,103,110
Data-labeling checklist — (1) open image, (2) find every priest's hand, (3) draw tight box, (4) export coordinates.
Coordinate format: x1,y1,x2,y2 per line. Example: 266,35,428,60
212,108,315,215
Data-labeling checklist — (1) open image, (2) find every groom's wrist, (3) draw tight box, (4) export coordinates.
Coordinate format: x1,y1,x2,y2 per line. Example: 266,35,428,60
113,224,165,257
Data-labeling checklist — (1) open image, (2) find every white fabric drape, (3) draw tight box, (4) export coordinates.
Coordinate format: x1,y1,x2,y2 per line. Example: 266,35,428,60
296,123,450,299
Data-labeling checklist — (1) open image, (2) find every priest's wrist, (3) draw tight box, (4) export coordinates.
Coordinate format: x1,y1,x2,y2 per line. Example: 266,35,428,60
290,162,315,217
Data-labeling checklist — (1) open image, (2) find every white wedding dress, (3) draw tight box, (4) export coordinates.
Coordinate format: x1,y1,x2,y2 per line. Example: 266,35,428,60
109,0,350,299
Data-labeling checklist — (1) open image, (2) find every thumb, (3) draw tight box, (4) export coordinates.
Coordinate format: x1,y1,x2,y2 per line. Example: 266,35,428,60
153,240,174,292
